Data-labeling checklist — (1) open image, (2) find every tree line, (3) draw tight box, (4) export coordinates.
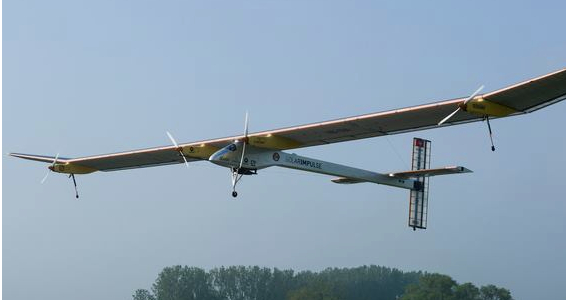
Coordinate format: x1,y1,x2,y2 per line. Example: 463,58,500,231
133,265,512,300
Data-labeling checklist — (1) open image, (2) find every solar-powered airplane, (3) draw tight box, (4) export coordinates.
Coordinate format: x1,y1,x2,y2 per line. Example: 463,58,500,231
10,68,566,230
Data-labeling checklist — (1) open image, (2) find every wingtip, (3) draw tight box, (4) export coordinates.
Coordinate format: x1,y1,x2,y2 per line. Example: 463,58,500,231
458,166,473,173
9,153,33,159
8,153,65,163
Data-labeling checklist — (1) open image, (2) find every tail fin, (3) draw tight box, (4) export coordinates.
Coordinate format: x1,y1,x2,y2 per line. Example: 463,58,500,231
331,137,471,230
408,138,431,230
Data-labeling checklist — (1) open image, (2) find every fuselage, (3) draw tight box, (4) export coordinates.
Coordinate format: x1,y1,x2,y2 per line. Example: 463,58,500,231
209,142,417,190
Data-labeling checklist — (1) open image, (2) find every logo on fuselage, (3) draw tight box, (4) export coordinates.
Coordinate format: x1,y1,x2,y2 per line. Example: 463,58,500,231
272,152,280,161
285,156,322,169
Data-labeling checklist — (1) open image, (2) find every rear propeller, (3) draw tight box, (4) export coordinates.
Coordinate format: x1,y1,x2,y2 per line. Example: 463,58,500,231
166,131,190,168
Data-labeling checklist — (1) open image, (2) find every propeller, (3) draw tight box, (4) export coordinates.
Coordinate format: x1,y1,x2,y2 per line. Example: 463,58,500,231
438,85,484,125
239,111,249,169
166,131,189,168
40,153,60,184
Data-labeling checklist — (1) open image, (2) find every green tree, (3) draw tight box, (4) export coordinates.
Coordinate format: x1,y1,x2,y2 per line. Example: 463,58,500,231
287,280,344,300
133,289,155,300
400,273,457,300
134,265,513,300
267,268,296,300
210,266,242,300
480,284,513,300
152,266,219,300
454,283,480,300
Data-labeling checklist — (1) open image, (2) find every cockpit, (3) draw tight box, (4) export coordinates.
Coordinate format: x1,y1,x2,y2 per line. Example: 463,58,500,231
209,142,242,165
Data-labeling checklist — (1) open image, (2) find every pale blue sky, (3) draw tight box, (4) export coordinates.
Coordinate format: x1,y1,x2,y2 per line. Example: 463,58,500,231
3,1,566,300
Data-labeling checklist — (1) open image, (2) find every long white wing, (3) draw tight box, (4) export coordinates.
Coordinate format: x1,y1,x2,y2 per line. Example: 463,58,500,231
11,68,566,172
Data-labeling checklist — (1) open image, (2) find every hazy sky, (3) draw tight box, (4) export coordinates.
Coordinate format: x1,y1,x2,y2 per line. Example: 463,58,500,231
3,1,566,300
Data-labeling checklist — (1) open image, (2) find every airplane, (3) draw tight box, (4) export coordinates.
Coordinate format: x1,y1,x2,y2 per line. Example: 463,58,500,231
10,68,566,230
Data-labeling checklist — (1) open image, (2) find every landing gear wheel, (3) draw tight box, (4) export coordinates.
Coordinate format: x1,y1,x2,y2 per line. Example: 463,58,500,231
232,191,238,198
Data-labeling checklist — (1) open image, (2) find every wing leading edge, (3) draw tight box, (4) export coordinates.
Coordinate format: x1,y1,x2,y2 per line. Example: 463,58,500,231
11,68,566,172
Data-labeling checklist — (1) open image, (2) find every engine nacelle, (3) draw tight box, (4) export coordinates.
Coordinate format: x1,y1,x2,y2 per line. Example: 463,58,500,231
462,97,517,117
49,163,97,174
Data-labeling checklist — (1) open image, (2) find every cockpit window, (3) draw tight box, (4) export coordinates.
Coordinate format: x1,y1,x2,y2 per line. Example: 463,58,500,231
228,144,237,151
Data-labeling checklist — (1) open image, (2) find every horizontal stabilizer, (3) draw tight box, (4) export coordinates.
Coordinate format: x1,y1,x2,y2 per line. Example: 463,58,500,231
330,166,471,184
390,166,472,179
9,153,69,164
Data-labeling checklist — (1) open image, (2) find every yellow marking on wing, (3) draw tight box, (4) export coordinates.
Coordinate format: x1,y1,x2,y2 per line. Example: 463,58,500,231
183,144,219,159
53,163,98,174
466,97,517,117
249,134,302,150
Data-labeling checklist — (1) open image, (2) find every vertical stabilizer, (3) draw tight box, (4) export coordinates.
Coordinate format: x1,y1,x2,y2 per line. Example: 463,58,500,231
408,138,431,230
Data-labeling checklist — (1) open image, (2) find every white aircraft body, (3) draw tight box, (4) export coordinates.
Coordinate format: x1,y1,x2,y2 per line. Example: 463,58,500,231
10,68,566,230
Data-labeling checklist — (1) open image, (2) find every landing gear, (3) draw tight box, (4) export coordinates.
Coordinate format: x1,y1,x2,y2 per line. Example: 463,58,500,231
229,167,257,198
485,115,496,152
231,168,244,198
69,173,79,199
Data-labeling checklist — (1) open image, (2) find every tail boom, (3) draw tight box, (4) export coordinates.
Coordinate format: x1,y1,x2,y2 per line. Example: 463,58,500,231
274,152,417,190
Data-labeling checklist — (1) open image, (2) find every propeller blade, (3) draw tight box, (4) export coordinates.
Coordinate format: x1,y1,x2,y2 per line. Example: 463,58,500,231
239,112,249,169
41,153,60,184
40,170,51,184
244,111,249,137
438,107,461,126
463,85,485,105
166,131,189,168
180,154,189,168
239,142,247,169
166,131,179,147
52,153,60,166
438,85,484,125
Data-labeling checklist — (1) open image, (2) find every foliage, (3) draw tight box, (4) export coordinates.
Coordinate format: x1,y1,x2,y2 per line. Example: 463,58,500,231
133,265,512,300
400,274,513,300
479,285,513,300
133,289,156,300
400,274,457,300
